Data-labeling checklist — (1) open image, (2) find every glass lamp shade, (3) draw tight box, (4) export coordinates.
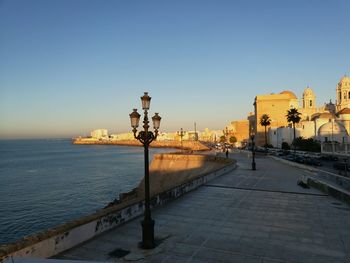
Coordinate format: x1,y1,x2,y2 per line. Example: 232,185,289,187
152,113,161,129
250,126,255,136
129,109,141,128
141,92,151,110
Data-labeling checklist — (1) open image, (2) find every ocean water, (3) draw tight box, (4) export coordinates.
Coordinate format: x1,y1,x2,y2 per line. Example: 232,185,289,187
0,139,171,244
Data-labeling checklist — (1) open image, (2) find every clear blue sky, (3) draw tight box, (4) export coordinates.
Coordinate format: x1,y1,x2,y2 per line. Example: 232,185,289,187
0,0,349,139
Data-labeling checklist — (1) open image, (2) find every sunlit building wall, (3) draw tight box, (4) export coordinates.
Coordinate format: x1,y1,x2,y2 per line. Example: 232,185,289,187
91,129,109,139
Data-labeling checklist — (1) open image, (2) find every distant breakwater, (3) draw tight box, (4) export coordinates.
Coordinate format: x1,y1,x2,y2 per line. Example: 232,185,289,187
72,138,210,151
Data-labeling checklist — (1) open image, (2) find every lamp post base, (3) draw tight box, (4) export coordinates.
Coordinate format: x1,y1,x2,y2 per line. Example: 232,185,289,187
252,162,256,170
141,218,155,249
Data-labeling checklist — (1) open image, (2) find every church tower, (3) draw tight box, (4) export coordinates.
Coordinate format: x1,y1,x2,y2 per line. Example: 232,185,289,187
302,86,316,110
301,86,316,120
336,75,350,111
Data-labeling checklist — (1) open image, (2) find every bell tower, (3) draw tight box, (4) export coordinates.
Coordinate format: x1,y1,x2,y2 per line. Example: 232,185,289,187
301,86,316,120
336,75,350,111
302,86,316,110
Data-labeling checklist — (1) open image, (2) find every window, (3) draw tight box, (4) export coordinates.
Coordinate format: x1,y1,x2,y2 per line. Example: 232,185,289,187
348,91,350,99
339,91,342,101
325,137,328,142
309,100,312,107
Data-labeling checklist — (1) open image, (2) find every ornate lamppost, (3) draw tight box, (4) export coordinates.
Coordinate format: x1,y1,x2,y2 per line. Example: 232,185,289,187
250,126,256,170
179,128,184,149
129,92,161,249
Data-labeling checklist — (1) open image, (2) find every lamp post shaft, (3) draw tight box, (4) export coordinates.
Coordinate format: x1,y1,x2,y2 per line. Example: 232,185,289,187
251,136,256,170
180,128,183,150
141,109,155,249
142,141,155,248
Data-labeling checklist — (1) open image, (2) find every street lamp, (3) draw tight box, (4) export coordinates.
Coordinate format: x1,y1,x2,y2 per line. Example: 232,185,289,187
178,128,184,150
250,127,256,170
129,92,161,249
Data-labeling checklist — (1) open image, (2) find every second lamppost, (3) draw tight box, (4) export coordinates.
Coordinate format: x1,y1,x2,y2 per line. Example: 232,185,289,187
250,127,256,170
129,92,161,249
179,128,184,150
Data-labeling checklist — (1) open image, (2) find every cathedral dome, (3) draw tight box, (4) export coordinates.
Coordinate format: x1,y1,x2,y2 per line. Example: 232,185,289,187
318,121,348,140
280,90,297,99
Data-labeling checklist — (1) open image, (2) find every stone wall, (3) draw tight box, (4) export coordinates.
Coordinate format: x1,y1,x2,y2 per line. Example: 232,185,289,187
72,138,210,151
0,153,235,262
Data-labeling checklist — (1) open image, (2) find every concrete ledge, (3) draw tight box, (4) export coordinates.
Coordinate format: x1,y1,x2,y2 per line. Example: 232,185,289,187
0,155,236,262
312,170,350,191
307,177,350,205
271,155,350,204
270,156,350,190
270,156,317,173
73,139,210,151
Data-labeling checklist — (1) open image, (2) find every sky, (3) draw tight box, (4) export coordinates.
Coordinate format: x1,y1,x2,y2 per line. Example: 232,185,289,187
0,0,349,139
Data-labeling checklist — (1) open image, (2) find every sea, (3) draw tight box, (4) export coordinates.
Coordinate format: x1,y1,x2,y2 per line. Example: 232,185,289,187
0,139,172,244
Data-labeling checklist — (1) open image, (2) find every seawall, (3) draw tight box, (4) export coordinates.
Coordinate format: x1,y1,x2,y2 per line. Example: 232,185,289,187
0,153,235,262
72,138,210,151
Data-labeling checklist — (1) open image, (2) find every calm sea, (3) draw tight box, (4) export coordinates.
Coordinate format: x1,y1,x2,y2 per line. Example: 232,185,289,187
0,139,171,244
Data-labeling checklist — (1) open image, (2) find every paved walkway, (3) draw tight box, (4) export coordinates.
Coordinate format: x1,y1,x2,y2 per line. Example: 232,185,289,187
55,152,350,263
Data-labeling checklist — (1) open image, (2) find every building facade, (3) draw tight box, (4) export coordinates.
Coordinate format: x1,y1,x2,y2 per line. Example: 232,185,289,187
91,129,109,140
252,90,298,146
226,120,249,146
248,75,350,148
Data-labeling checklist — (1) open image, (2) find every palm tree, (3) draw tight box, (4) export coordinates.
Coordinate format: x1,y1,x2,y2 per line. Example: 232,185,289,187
286,108,302,154
259,114,271,148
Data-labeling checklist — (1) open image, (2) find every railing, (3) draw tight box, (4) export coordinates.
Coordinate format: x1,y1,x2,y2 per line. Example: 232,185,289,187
321,142,350,156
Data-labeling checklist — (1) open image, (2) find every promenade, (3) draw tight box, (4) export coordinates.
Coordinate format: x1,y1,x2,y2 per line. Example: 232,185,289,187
55,152,350,263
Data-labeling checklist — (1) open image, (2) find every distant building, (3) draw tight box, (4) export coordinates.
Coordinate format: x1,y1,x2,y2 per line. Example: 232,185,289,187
157,132,176,141
245,75,350,148
199,128,223,142
110,133,135,140
91,129,109,140
251,90,299,146
226,120,249,146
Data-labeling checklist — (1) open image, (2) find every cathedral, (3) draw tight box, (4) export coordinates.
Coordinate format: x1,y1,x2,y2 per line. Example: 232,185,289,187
249,75,350,148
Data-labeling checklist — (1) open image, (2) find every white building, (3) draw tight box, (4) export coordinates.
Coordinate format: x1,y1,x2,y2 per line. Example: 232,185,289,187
91,129,109,140
269,126,295,148
110,133,134,140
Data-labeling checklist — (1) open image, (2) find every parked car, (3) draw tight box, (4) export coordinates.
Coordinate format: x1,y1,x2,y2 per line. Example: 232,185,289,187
292,155,305,163
333,161,350,171
304,157,322,166
321,155,338,161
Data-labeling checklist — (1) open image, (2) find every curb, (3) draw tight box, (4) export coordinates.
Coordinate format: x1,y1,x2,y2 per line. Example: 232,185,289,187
307,177,350,205
270,155,350,205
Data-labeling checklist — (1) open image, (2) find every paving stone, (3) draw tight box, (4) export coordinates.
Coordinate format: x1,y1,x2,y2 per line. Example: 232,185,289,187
55,153,350,263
